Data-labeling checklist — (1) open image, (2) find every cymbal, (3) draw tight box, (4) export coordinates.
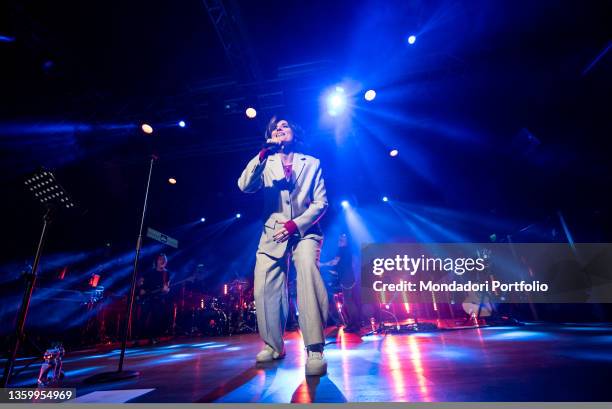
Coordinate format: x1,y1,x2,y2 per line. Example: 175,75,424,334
228,279,249,288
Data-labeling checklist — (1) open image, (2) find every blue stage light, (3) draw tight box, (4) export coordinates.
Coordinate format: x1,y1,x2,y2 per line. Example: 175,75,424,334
389,149,399,157
408,35,416,44
327,88,347,116
364,89,376,101
341,200,350,209
235,213,241,219
178,120,186,128
200,217,206,223
382,196,389,202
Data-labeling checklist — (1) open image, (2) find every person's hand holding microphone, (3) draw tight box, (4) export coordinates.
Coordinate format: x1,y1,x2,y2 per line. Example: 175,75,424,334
259,137,283,162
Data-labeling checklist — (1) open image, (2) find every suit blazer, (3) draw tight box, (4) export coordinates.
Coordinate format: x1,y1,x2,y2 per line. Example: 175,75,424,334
237,152,328,258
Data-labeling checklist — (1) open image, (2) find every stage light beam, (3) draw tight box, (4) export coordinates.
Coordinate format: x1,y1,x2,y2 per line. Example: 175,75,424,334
200,217,206,223
341,200,350,209
235,213,241,219
0,35,16,43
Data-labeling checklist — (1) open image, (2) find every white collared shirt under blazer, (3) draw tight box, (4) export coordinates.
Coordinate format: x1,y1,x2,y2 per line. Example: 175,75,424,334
237,152,328,259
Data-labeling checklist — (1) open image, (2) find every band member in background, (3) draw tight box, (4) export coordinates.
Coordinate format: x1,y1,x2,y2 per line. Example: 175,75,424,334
238,115,329,376
135,253,174,343
320,233,361,333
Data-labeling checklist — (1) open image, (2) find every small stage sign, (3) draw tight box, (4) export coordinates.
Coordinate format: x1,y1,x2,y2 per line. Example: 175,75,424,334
147,227,178,248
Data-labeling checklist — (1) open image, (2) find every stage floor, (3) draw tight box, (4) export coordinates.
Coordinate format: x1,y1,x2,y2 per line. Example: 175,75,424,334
9,322,612,402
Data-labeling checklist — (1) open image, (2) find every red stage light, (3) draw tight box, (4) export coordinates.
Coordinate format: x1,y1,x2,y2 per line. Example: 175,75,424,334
89,274,100,287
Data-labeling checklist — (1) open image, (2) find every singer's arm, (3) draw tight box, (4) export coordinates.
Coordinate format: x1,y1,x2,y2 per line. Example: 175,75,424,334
291,159,328,236
237,153,265,193
238,140,282,193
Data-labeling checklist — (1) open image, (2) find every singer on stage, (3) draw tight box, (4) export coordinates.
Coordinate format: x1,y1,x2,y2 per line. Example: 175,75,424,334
237,116,329,376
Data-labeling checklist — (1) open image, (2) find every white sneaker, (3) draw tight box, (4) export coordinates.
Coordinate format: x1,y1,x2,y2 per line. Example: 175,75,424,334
305,350,327,376
255,344,285,362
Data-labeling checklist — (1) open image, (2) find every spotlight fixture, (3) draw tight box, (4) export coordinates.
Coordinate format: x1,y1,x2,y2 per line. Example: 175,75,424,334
382,196,389,202
235,213,241,219
408,35,416,44
200,217,206,223
389,149,399,157
168,178,177,185
141,123,153,134
327,87,347,117
341,200,350,209
178,120,186,128
245,107,257,119
364,89,376,101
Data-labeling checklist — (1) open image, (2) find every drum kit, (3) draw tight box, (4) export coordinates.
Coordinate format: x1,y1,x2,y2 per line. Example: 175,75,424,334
175,276,257,336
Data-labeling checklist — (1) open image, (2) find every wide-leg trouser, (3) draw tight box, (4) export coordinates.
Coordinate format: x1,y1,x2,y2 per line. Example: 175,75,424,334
254,237,329,352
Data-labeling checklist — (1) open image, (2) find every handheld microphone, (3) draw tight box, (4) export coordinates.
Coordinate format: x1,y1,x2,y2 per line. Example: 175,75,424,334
263,139,282,152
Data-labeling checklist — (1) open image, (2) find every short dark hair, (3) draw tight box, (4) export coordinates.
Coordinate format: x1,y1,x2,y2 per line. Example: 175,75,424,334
153,253,167,268
265,115,307,152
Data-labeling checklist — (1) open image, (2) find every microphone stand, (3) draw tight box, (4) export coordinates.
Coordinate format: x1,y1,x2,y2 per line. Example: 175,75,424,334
84,155,157,383
2,168,74,387
2,208,53,387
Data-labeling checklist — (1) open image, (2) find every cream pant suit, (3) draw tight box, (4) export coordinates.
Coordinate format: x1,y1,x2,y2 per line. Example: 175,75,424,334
237,152,329,352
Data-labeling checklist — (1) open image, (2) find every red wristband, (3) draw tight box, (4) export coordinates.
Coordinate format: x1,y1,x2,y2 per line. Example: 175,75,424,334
284,220,298,236
259,148,270,162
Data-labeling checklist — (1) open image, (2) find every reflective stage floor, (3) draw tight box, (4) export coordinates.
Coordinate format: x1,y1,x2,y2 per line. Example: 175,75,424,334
8,323,612,402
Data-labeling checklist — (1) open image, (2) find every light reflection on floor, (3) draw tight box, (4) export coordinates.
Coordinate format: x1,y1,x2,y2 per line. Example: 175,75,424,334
6,323,612,402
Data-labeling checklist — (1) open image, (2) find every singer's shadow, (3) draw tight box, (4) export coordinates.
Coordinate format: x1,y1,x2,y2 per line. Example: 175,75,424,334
291,375,347,403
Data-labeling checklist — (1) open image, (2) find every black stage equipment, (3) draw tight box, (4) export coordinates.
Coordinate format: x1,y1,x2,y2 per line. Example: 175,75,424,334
84,155,157,384
2,169,75,387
